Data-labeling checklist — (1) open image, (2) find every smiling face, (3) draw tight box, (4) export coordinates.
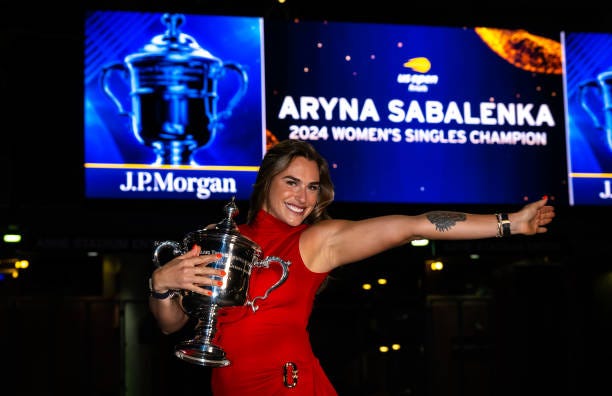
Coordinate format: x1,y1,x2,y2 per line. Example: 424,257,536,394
262,156,321,226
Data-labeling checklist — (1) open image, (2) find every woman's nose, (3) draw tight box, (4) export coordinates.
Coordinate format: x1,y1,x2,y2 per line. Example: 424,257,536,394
294,186,307,202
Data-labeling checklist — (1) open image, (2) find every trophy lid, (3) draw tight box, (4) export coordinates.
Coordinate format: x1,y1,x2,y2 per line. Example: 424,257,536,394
129,13,220,63
184,197,260,253
214,197,240,233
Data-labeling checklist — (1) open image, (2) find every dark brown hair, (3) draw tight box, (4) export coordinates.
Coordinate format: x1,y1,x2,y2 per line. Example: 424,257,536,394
247,139,334,225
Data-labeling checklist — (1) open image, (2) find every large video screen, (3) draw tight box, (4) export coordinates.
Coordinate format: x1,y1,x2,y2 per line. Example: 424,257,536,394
84,11,265,201
85,10,570,205
265,21,568,205
562,31,612,206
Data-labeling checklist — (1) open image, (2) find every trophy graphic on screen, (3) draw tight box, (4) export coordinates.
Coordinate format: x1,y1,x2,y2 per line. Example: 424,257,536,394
579,70,612,153
100,13,248,165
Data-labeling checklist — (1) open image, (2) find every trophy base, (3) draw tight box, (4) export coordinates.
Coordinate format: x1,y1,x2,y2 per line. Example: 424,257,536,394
174,342,230,367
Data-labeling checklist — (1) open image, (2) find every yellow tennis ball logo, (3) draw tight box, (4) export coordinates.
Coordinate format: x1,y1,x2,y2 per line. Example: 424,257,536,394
403,57,431,73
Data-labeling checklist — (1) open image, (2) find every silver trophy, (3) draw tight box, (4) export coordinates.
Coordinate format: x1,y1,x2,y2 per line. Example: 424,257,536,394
152,199,290,367
100,13,248,165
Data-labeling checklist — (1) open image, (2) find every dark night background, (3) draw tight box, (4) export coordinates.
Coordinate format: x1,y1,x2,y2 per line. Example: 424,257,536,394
1,1,610,396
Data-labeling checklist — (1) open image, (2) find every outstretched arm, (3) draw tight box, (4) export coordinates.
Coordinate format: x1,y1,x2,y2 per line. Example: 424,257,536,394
302,197,555,273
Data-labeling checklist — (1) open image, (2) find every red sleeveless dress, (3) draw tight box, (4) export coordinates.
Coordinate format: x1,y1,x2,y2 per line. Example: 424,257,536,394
210,210,338,395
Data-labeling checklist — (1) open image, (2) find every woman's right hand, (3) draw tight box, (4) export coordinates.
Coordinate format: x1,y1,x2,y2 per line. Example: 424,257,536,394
150,245,226,297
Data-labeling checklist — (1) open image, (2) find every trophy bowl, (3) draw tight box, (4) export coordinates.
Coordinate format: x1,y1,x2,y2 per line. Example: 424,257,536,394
153,199,290,367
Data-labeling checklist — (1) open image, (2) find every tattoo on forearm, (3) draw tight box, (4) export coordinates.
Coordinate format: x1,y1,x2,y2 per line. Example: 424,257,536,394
426,212,467,232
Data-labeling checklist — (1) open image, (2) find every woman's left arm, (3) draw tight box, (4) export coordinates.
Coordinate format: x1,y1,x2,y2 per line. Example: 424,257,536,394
303,198,555,272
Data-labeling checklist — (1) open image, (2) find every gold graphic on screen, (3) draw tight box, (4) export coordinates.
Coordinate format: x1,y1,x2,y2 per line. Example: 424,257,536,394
266,129,280,151
403,57,431,73
475,27,562,75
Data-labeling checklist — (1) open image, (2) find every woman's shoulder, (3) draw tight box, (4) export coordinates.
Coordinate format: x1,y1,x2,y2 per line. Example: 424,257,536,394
301,218,351,241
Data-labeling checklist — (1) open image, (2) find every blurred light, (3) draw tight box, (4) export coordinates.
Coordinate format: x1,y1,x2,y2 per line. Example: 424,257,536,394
429,260,444,271
469,253,480,260
411,239,429,247
3,234,22,243
391,343,401,351
15,260,29,269
377,278,387,285
379,345,390,353
0,268,20,278
362,283,372,290
87,251,99,257
0,258,30,279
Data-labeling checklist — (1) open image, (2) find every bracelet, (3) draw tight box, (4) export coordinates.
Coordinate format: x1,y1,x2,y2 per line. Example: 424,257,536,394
495,213,511,238
148,277,177,300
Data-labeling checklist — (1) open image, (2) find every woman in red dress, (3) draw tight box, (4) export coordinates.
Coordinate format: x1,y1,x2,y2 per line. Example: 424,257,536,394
149,139,555,395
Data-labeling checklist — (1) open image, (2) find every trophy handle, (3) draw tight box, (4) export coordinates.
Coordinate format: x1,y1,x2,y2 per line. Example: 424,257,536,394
247,256,291,312
579,79,604,129
215,61,248,121
152,240,184,268
99,62,132,116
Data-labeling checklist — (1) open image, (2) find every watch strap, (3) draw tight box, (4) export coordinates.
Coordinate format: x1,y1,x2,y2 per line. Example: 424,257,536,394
500,213,511,237
148,277,176,300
